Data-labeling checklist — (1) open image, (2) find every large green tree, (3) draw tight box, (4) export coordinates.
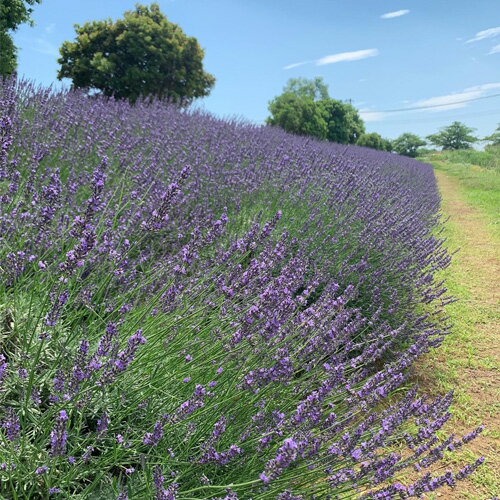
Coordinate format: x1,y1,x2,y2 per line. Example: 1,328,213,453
426,121,478,150
0,0,41,76
392,133,426,157
322,100,365,144
267,92,328,139
267,77,365,144
57,3,215,103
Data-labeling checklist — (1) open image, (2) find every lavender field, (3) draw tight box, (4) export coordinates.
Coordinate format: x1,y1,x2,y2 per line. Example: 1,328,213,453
0,80,484,499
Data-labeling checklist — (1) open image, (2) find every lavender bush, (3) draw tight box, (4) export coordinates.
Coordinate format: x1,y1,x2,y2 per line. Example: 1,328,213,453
0,79,483,499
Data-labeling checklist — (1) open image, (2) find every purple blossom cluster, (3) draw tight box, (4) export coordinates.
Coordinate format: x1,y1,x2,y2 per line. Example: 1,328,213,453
0,78,484,499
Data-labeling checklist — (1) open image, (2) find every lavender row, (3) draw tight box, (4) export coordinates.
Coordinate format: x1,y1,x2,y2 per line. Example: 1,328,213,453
0,79,481,499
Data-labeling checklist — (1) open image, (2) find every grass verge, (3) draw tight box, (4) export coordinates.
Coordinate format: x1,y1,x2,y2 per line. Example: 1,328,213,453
407,161,499,499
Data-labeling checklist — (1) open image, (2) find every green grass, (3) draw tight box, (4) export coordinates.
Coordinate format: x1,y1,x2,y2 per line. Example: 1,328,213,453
420,146,500,172
407,154,500,498
419,149,500,240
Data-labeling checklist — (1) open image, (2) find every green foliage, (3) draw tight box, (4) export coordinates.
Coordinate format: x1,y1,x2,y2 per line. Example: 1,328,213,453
267,93,327,139
0,0,41,76
57,2,215,103
421,147,500,173
426,121,478,150
392,132,426,157
484,123,500,147
282,76,329,101
0,32,17,77
428,154,500,237
321,99,365,144
356,132,391,151
0,0,40,31
267,77,365,144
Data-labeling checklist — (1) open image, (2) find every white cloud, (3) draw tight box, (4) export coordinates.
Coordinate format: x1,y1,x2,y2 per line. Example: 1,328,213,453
380,9,410,19
283,61,309,70
464,82,500,92
489,44,500,54
410,82,500,112
359,109,386,122
316,48,379,66
361,82,500,120
466,26,500,43
413,90,482,111
32,38,59,57
284,49,378,70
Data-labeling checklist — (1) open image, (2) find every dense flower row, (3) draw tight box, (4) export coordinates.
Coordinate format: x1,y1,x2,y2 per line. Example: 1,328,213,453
0,79,481,498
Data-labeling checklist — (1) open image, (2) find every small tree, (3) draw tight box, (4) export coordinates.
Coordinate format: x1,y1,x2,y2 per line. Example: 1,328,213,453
0,0,41,77
392,133,426,157
57,3,215,103
426,121,478,150
484,123,500,148
356,132,390,151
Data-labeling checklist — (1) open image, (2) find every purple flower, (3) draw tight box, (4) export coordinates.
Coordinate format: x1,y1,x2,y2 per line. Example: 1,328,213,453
260,438,299,483
143,420,164,447
36,465,49,475
154,466,179,500
0,355,8,386
2,409,20,441
50,410,69,456
97,412,110,434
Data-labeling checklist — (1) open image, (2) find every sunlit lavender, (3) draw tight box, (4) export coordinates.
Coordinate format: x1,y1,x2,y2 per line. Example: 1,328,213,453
0,79,483,499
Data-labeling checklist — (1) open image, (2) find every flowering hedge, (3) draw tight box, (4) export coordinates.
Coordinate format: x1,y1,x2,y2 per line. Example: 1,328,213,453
0,80,483,499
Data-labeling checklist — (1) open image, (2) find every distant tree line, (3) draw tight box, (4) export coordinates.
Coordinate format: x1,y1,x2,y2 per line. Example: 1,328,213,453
267,79,498,157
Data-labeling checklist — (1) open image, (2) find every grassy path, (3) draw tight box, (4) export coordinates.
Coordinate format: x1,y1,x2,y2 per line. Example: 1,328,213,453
412,168,499,499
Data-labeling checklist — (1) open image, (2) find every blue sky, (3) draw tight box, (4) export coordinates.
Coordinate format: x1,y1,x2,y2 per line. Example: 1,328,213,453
13,0,500,140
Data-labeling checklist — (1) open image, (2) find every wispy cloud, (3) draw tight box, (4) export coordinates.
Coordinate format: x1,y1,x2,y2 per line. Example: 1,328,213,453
359,82,500,121
411,82,500,111
32,38,59,57
413,90,482,111
464,82,500,92
283,61,310,70
466,26,500,43
316,49,379,66
359,109,386,122
284,48,378,70
380,9,410,19
489,44,500,54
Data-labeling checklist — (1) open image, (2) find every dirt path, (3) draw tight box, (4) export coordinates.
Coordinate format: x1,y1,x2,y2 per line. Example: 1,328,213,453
412,170,500,499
